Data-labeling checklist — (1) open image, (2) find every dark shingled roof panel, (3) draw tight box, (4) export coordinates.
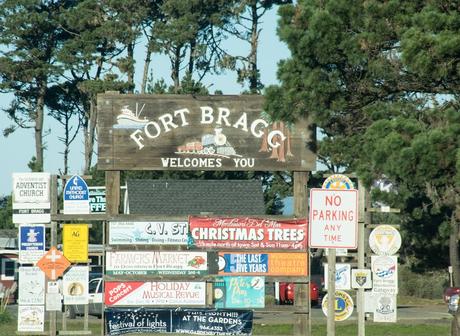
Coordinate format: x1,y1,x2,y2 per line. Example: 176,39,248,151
127,179,266,216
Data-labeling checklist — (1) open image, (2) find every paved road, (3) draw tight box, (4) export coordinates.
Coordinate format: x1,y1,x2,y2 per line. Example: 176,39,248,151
9,303,452,324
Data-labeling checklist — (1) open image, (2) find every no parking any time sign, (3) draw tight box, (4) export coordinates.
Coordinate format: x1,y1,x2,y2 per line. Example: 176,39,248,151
309,188,358,249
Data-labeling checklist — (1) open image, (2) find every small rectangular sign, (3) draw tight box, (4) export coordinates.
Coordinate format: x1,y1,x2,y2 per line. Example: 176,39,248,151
12,173,50,223
372,256,398,294
218,252,308,276
374,294,397,323
214,276,265,308
324,263,351,290
106,251,208,276
46,293,62,311
105,281,206,306
19,224,45,264
89,187,106,213
351,269,372,289
18,305,45,332
63,266,89,305
63,224,89,262
18,267,45,305
189,217,308,250
109,221,188,245
309,188,358,248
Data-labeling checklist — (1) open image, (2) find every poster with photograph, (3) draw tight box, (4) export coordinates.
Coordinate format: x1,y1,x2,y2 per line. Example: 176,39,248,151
63,266,89,304
18,267,45,305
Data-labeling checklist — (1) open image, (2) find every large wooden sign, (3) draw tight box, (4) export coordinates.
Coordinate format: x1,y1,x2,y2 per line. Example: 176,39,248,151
97,94,315,171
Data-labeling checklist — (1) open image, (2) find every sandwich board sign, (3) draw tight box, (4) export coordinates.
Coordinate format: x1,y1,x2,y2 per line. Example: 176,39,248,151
309,188,358,248
63,175,90,214
12,172,51,223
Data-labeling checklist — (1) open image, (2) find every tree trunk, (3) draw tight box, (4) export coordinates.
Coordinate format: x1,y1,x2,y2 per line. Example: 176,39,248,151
141,37,153,94
249,1,259,93
34,82,46,172
83,97,97,174
127,42,135,92
171,45,181,93
188,38,196,75
449,211,460,286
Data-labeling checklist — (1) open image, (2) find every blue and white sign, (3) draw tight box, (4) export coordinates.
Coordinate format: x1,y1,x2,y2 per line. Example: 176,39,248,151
324,263,351,290
63,175,89,214
19,224,45,264
214,276,265,308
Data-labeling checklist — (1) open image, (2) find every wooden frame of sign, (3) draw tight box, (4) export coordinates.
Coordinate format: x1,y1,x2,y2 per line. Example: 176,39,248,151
97,93,315,171
40,92,315,336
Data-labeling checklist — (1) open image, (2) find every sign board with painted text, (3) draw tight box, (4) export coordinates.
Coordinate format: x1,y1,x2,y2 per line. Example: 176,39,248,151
105,281,206,306
109,221,188,245
63,224,89,262
371,256,398,294
97,94,316,171
19,224,45,264
218,252,308,276
189,217,308,250
214,276,265,308
106,251,208,276
63,175,90,214
18,267,45,305
309,188,358,248
12,172,50,223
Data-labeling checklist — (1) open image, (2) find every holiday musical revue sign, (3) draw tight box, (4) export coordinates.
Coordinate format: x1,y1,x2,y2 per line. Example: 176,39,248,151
97,94,315,171
189,217,308,250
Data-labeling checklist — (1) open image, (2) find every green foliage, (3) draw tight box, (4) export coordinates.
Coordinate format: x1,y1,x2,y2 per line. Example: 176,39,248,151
0,196,13,229
0,310,11,324
398,265,448,300
269,0,460,272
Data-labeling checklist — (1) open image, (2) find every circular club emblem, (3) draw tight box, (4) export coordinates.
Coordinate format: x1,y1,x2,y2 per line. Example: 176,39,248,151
369,225,401,256
322,174,354,190
372,256,397,279
321,290,354,321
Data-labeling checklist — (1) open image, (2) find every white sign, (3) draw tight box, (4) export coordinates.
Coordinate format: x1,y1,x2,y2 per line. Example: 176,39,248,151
47,281,59,294
12,173,50,223
324,248,348,256
19,224,45,264
63,175,90,214
46,293,62,311
364,291,379,312
324,263,351,290
63,266,89,304
18,305,44,332
109,221,188,245
372,256,398,294
106,251,208,276
18,267,45,305
374,294,397,323
105,281,206,306
351,269,372,289
369,225,401,256
309,188,358,248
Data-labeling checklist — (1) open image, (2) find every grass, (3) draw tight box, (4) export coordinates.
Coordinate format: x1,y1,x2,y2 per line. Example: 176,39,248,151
0,320,451,336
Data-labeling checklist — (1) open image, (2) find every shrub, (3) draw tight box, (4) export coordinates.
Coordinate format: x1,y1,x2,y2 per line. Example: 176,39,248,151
398,265,448,299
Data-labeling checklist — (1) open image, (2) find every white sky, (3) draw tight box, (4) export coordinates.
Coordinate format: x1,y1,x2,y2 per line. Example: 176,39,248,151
0,8,290,195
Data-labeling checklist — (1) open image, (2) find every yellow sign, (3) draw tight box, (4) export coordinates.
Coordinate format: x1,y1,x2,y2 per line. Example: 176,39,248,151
63,224,88,263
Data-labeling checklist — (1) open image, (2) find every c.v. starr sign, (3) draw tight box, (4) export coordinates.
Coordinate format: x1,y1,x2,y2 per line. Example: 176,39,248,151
97,94,315,171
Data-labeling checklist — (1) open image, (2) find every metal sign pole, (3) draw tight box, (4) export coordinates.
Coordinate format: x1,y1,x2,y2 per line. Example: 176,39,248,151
327,248,336,336
357,180,366,336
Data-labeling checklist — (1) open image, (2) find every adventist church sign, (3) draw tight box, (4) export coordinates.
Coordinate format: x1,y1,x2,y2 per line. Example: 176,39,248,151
97,94,315,171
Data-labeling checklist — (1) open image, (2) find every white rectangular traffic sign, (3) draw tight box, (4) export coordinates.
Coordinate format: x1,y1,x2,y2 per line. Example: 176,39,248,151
309,188,358,248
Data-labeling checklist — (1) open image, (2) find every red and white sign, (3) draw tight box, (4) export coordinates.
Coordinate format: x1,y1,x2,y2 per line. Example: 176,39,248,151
105,281,206,306
309,189,358,248
189,217,308,250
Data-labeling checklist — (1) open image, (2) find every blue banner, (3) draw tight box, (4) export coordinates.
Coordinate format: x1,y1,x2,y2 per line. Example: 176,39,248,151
19,225,45,263
105,308,253,336
220,253,268,274
105,308,170,335
172,309,253,335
